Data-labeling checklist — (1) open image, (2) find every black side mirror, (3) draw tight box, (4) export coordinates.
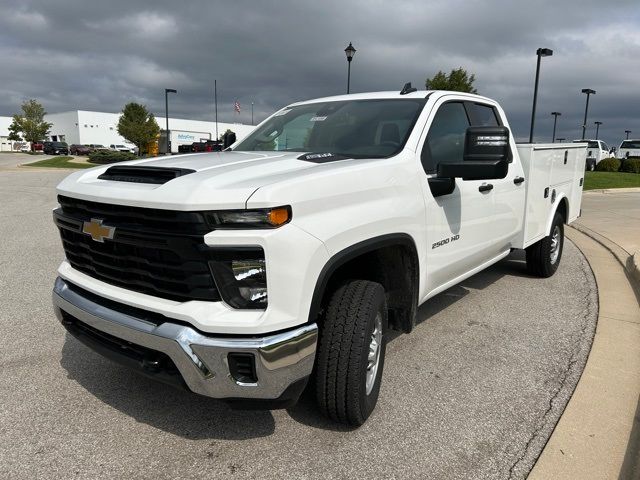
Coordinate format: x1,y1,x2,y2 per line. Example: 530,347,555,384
437,126,510,180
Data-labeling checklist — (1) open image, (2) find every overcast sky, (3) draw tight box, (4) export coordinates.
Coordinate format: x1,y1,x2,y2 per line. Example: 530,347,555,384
1,0,639,144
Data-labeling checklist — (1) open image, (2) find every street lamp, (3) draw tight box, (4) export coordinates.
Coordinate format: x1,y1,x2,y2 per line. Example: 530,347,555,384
529,47,553,143
165,88,177,154
551,111,561,142
625,130,631,139
581,88,596,140
344,42,356,94
594,121,602,140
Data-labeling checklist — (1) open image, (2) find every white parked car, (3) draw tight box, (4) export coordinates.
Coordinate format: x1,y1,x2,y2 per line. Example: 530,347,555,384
109,144,135,153
51,89,586,426
573,139,611,170
617,139,640,159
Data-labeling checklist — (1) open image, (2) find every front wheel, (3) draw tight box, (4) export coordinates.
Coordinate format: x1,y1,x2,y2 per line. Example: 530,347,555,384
526,212,564,277
315,280,388,426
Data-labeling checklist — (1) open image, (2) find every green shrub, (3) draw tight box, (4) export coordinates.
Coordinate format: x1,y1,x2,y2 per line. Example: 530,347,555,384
620,158,640,174
595,157,621,172
88,150,137,164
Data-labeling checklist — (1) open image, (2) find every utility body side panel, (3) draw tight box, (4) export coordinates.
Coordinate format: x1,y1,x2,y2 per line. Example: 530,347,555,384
515,143,586,249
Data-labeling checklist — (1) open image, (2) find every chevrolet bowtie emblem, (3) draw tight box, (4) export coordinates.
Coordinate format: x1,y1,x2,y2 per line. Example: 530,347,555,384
82,218,115,242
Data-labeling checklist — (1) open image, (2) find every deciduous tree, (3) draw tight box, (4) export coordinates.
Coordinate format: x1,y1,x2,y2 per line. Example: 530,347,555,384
8,99,52,143
117,103,160,155
426,68,478,93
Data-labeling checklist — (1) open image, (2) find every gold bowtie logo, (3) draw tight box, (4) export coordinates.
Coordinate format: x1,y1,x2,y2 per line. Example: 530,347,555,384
82,218,115,242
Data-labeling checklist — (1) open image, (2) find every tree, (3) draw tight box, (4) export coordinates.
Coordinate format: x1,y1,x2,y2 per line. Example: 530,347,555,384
425,67,478,94
117,103,160,155
8,99,52,143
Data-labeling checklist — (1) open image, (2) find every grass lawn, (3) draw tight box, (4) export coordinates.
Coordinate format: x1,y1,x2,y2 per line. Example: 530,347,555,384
23,156,93,169
583,171,640,190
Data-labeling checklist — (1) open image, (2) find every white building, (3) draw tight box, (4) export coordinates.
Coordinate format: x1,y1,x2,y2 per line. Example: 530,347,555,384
0,111,256,153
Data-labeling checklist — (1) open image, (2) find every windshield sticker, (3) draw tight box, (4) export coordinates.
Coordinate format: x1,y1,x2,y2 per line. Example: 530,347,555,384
273,109,291,116
310,116,327,122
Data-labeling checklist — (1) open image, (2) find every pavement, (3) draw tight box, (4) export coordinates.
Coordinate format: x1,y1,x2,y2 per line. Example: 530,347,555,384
0,163,599,479
530,189,640,480
0,152,54,169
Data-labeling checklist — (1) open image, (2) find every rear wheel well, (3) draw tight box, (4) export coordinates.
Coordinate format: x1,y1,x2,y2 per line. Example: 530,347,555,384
556,197,569,223
312,241,419,333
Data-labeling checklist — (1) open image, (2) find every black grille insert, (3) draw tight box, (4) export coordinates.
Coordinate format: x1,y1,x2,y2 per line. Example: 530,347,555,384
55,196,220,302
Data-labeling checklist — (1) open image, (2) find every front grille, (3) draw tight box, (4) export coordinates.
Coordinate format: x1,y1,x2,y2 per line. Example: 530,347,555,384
57,195,211,235
55,195,221,302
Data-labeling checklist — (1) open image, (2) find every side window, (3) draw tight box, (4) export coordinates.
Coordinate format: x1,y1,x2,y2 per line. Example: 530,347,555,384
470,103,500,126
600,142,609,151
421,102,470,174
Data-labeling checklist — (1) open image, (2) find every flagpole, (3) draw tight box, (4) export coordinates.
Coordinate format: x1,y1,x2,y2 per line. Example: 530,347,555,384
214,80,218,141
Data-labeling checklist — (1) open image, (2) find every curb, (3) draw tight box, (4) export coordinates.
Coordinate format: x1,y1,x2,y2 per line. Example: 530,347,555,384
632,252,640,285
570,223,640,288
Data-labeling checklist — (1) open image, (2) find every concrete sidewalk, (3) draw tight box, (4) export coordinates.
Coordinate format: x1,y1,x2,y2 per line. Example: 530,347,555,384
530,190,640,480
574,190,640,283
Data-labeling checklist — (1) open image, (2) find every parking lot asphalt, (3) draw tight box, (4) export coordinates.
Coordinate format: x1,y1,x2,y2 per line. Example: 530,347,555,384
0,166,598,480
0,152,55,169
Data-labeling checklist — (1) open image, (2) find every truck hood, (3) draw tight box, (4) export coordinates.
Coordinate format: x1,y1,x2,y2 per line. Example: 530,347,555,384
56,151,321,210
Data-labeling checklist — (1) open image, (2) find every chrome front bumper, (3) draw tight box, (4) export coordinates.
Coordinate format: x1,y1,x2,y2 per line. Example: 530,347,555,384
52,277,318,401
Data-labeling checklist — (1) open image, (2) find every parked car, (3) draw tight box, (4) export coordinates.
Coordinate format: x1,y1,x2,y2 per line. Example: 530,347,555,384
573,139,611,170
43,141,69,155
617,139,640,159
179,140,223,153
52,88,587,426
70,144,91,155
110,144,135,153
88,144,110,152
31,142,43,152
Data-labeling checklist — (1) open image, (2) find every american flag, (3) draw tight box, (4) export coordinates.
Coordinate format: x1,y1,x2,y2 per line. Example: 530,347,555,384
234,100,241,113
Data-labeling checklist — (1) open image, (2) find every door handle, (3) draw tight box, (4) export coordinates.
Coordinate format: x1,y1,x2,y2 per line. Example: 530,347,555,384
513,176,525,185
478,183,494,193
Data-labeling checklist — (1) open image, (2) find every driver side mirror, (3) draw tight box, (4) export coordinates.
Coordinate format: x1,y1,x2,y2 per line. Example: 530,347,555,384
437,126,510,180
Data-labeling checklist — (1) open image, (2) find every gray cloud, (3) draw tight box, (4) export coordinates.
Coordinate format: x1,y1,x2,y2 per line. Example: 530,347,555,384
1,0,639,145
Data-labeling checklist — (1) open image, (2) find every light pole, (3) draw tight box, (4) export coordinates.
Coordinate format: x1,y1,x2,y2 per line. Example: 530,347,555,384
344,42,356,94
251,102,254,126
529,47,553,143
581,88,596,140
551,111,561,142
165,88,177,154
625,130,631,139
594,121,602,140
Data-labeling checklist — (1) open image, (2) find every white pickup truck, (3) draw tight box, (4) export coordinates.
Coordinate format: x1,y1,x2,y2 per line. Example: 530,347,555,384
52,87,586,426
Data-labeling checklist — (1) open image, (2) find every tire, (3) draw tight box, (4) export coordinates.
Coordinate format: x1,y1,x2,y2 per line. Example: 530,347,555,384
315,280,388,426
526,212,564,277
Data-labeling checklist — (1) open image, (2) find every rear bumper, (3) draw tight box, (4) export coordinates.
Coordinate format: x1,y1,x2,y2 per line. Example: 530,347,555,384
52,277,318,402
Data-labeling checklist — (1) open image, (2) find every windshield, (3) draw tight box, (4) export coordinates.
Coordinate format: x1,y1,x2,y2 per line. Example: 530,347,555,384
234,99,426,158
621,141,640,149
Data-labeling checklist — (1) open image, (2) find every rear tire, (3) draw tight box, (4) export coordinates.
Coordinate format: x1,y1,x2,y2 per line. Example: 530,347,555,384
315,280,388,426
526,212,564,277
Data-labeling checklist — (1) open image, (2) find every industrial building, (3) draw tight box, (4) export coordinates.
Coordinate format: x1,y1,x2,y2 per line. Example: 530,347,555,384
0,111,255,153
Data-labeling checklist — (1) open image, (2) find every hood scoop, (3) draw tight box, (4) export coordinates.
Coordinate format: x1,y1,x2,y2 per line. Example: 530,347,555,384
98,165,196,184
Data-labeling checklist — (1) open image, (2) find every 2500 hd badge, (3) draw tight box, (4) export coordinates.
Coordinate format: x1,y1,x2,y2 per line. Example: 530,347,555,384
432,234,460,249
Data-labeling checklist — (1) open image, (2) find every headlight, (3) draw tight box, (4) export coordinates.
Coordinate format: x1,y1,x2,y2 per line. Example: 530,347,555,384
209,248,267,309
206,206,291,229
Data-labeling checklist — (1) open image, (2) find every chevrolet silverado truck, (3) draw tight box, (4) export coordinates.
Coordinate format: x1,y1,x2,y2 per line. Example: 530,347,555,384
52,87,586,426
